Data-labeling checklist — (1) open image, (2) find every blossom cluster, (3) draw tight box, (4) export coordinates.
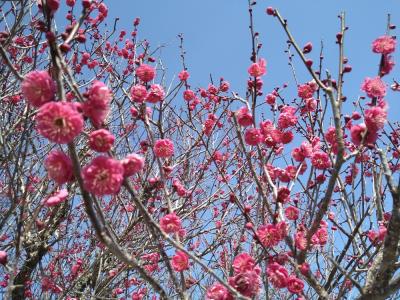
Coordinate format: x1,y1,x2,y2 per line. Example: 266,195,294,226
130,64,165,104
207,252,261,299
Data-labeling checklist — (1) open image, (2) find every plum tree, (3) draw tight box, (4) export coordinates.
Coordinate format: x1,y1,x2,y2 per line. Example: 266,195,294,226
0,1,400,299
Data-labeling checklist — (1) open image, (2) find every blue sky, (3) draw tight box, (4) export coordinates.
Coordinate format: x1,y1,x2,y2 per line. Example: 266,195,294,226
104,0,399,117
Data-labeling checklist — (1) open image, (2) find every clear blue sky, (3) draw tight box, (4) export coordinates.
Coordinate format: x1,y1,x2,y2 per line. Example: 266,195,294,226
103,0,399,118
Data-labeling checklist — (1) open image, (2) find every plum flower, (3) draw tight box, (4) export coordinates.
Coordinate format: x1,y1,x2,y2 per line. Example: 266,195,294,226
295,231,307,250
257,224,281,247
98,3,108,17
303,42,313,53
361,77,386,99
228,252,261,297
248,58,267,77
311,151,331,170
265,93,276,105
350,123,378,146
44,150,73,184
297,81,318,99
372,36,396,54
81,156,124,196
364,106,387,132
136,64,156,82
325,126,340,153
153,139,174,158
228,271,260,298
232,253,260,275
87,81,112,104
130,84,148,103
244,128,263,146
260,120,282,147
42,189,68,207
0,251,7,265
313,227,328,246
367,225,387,245
278,106,298,129
287,276,304,294
146,84,165,103
82,81,112,127
21,70,56,108
88,129,115,152
160,213,181,233
206,283,233,300
220,81,230,92
285,206,299,220
178,70,190,81
277,187,291,203
183,89,196,101
266,262,289,289
171,251,189,272
36,101,83,144
381,55,395,75
46,0,60,12
203,119,216,136
303,97,317,113
121,153,145,176
236,107,253,127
